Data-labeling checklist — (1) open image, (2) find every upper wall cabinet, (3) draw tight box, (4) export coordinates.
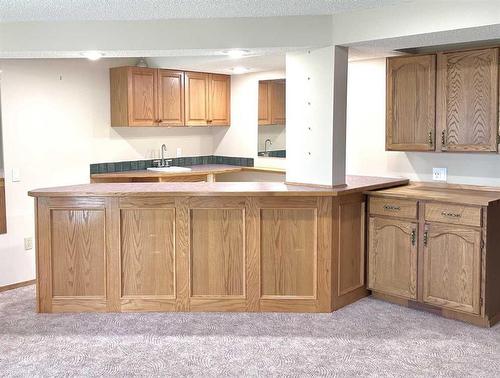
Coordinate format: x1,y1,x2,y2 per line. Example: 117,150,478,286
111,67,157,127
110,67,230,127
209,74,231,126
185,72,231,126
437,48,499,152
157,69,185,126
258,79,286,126
386,55,436,151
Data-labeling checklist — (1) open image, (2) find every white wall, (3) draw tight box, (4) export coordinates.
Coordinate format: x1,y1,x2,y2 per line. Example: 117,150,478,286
0,58,215,286
213,70,286,169
258,125,286,152
346,58,500,186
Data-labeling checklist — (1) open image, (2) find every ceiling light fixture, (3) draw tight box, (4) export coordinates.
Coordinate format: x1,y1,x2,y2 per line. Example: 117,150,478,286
232,66,249,74
223,49,250,59
81,51,104,61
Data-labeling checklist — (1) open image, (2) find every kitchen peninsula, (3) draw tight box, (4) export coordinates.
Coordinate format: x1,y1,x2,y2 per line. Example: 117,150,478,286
29,176,407,313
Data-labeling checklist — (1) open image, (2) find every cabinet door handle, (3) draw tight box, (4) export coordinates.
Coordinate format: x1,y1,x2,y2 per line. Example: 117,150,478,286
423,230,429,247
383,204,401,211
441,130,446,146
428,130,433,146
411,229,416,246
441,211,461,218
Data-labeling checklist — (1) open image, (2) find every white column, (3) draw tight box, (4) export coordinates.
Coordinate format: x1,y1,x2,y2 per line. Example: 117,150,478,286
285,46,348,187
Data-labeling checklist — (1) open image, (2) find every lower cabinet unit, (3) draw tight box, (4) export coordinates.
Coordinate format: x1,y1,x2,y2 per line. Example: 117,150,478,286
368,217,417,300
33,192,371,314
367,185,500,327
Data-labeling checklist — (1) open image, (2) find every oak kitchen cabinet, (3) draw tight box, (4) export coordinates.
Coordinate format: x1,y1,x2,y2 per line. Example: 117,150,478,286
185,72,231,126
258,79,286,126
386,55,436,151
367,185,500,327
110,67,230,127
386,47,500,153
437,48,499,152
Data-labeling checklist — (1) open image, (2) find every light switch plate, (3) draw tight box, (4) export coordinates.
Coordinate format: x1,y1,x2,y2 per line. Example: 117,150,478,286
176,147,182,157
24,237,33,250
12,168,20,182
432,167,447,182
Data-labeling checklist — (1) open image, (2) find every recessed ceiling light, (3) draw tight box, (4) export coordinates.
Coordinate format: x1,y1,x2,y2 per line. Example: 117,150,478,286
223,49,250,59
232,66,249,74
81,51,104,61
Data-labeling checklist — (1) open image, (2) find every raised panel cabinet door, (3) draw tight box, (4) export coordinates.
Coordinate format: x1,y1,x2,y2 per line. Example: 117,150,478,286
270,79,286,125
258,81,272,125
386,55,436,151
437,48,499,152
157,69,185,126
128,67,157,126
368,217,418,299
185,71,209,126
208,74,231,126
423,223,481,314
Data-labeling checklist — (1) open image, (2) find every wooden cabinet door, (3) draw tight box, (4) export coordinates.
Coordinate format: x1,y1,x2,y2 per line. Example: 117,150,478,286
423,223,482,314
209,74,231,125
157,69,184,126
270,79,286,125
368,217,418,299
185,71,209,126
258,81,272,125
128,67,157,126
386,55,436,151
437,48,499,152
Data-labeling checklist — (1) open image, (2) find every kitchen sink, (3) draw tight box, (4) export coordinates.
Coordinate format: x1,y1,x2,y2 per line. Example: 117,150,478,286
147,166,192,173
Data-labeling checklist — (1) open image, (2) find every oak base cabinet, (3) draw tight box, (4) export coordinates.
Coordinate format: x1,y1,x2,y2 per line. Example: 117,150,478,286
367,186,500,327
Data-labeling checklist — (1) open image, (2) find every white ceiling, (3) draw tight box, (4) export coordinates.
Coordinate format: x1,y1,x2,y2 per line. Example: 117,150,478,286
0,0,406,22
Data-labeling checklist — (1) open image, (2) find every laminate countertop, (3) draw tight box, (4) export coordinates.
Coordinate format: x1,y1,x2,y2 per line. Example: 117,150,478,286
366,182,500,206
90,164,285,180
29,175,408,197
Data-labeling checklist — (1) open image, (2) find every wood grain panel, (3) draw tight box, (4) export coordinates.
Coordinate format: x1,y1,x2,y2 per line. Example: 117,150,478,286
258,81,272,125
157,69,184,126
425,203,482,227
128,67,156,126
110,67,130,126
423,223,481,314
51,209,106,297
0,179,6,234
120,209,175,297
190,208,245,296
260,208,316,297
369,197,418,219
270,79,286,125
368,217,418,299
209,74,231,125
337,198,365,296
437,48,499,152
185,71,209,126
386,55,436,151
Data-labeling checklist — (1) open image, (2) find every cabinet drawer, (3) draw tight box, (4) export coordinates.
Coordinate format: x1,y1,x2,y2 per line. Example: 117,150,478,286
424,203,482,227
369,197,417,219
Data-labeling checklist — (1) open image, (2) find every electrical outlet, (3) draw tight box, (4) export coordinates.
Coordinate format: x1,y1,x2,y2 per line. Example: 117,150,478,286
176,147,182,157
12,168,20,182
24,237,33,250
432,167,447,182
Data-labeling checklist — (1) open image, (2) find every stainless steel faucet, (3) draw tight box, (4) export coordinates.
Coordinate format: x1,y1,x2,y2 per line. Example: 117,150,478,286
264,139,273,154
160,144,171,167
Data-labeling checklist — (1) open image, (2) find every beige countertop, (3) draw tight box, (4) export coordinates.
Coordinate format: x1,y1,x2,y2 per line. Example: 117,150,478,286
366,182,500,206
29,175,408,197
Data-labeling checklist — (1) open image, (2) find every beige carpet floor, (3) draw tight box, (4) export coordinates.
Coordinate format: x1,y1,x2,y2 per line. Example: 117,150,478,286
0,285,499,377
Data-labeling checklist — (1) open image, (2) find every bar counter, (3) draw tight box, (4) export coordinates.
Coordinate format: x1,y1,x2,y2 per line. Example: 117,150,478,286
29,175,408,313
